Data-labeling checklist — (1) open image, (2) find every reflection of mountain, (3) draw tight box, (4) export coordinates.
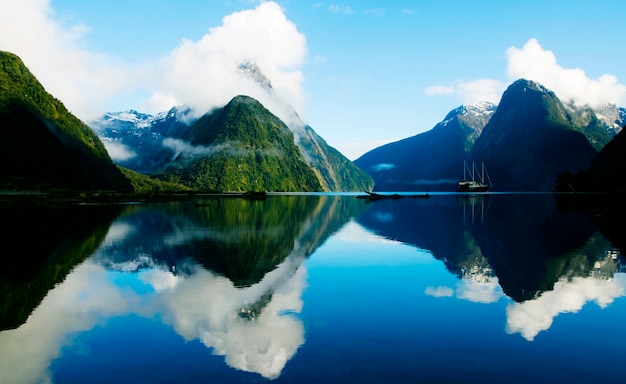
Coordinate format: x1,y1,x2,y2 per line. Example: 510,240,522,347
94,195,367,287
0,203,122,330
356,194,622,302
0,196,369,382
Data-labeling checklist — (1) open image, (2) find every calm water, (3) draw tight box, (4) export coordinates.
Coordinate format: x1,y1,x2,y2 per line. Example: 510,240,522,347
1,194,625,383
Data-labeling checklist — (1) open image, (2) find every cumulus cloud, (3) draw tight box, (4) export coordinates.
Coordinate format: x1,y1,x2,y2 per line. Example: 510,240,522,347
0,0,132,121
426,38,626,107
506,38,626,107
145,1,307,125
0,1,307,126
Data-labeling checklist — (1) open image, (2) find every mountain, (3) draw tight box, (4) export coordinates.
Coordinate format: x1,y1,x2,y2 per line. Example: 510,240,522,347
587,102,625,135
354,102,496,191
91,106,192,174
226,61,374,191
471,79,612,191
297,124,374,191
91,61,372,191
0,51,131,191
357,78,616,192
156,95,322,192
555,126,626,192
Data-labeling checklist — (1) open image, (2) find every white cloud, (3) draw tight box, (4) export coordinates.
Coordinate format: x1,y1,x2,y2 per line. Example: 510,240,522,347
371,163,396,172
146,1,307,124
506,38,626,107
424,85,455,96
425,38,626,107
0,0,131,121
328,5,355,14
425,80,505,106
0,1,307,125
101,141,136,162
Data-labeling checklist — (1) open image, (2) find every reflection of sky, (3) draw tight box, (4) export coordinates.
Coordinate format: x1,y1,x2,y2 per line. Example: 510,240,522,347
4,209,626,382
0,253,308,383
309,220,436,267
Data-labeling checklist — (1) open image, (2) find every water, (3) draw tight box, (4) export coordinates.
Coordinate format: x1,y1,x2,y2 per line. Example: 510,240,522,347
1,194,625,383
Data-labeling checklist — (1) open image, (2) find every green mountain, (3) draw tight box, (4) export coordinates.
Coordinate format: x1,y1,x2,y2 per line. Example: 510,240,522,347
0,51,131,191
297,125,374,191
470,79,612,191
157,95,322,192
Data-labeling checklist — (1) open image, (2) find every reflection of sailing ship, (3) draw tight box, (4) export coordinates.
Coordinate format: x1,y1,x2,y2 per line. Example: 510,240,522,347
457,161,492,192
458,193,489,224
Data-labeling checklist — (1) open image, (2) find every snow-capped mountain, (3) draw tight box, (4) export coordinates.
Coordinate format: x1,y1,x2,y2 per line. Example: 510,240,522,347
354,100,497,191
90,106,193,174
90,62,374,191
570,102,625,136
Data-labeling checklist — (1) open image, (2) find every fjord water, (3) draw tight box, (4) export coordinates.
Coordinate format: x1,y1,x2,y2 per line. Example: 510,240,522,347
1,194,625,383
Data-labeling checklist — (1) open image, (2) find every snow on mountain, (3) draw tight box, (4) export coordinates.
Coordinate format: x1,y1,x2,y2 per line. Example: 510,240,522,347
591,102,624,135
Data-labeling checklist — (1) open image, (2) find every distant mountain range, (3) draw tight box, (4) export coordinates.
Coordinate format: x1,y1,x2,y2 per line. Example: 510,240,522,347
356,79,624,192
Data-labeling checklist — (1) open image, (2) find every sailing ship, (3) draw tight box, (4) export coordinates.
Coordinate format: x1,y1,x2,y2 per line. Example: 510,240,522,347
456,161,492,192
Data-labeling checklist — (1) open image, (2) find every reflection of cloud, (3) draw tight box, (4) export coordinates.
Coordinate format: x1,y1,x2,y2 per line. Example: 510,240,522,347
456,279,502,304
425,278,503,304
153,257,307,379
0,262,134,384
425,286,454,298
506,274,626,341
0,254,307,382
139,268,181,292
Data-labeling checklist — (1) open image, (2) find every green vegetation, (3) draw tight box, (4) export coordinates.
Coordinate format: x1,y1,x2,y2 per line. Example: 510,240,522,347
298,125,374,191
118,166,193,194
158,95,322,192
0,51,130,191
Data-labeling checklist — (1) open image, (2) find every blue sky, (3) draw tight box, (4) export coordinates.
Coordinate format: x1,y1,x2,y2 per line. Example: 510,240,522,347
1,0,625,159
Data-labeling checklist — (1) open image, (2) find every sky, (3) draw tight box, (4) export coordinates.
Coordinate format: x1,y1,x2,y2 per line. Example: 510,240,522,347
1,0,625,159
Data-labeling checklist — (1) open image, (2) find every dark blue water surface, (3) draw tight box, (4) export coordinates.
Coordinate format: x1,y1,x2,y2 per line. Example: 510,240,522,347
1,194,625,383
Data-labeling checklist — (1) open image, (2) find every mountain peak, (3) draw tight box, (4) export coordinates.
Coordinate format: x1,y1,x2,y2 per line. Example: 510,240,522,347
238,61,273,90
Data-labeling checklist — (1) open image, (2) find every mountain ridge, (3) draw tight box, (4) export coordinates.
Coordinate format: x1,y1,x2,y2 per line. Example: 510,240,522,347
357,78,620,192
0,51,131,191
